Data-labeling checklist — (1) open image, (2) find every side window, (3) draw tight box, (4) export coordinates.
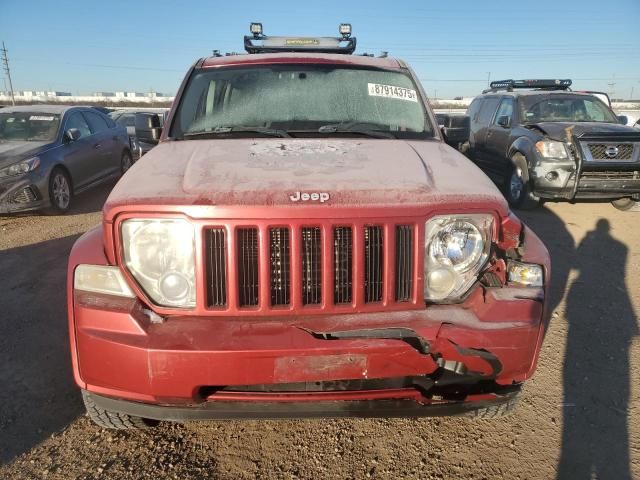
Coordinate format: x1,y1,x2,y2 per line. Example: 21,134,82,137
477,97,500,125
65,112,91,138
467,98,482,122
84,111,110,133
493,98,514,125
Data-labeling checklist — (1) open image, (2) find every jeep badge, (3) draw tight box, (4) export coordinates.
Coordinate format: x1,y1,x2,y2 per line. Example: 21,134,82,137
289,191,330,203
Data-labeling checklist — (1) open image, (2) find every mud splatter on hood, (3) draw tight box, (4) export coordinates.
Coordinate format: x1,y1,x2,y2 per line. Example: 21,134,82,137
105,138,506,217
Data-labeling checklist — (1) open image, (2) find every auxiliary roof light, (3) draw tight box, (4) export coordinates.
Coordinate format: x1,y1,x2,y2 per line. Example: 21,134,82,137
339,23,352,38
250,22,263,37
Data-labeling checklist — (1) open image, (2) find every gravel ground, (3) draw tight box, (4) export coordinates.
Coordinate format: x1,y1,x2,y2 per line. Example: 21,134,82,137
0,187,638,480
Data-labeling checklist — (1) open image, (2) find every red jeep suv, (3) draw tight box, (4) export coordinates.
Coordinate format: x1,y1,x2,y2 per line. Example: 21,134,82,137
67,24,550,429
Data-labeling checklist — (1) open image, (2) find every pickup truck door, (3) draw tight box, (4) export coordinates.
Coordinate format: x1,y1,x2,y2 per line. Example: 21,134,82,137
472,96,500,172
485,97,515,180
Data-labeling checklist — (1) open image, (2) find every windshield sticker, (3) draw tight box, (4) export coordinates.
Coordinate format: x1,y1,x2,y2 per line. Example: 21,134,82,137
368,83,418,102
29,115,55,121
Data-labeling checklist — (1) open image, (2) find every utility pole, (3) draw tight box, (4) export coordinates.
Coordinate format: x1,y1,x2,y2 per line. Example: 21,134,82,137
487,72,491,86
1,41,16,106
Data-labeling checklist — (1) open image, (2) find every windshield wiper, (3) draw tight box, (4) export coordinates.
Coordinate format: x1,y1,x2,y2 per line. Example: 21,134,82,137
184,126,290,139
317,122,396,139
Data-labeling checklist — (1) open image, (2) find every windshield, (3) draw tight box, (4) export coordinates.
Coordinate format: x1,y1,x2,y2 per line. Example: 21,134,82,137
171,65,433,139
0,112,61,142
520,96,618,124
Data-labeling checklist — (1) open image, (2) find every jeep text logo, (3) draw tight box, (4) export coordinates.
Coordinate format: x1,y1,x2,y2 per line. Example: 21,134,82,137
289,191,330,203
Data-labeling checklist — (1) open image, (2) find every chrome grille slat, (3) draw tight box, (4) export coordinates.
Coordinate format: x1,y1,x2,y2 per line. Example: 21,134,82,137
237,228,259,306
395,225,413,302
269,228,290,306
364,226,384,303
333,227,353,304
301,227,322,305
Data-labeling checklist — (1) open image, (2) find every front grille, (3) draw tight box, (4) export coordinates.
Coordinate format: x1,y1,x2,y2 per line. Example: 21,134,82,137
301,227,322,305
395,225,414,302
11,186,38,204
586,143,635,161
205,228,227,307
237,228,259,307
204,221,418,312
333,227,353,304
269,228,290,306
364,226,384,303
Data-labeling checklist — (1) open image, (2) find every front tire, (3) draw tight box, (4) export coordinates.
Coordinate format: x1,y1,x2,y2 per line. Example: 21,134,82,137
45,168,72,214
611,198,639,211
82,390,158,430
121,150,133,174
504,156,539,210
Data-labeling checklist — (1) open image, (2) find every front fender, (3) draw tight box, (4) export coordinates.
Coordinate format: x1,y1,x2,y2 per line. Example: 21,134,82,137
507,138,536,181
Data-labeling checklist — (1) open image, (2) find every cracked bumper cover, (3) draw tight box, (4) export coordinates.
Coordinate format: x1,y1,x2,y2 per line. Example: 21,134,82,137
68,227,549,415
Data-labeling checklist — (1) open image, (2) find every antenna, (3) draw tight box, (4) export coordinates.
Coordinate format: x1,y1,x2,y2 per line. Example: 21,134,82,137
1,41,16,106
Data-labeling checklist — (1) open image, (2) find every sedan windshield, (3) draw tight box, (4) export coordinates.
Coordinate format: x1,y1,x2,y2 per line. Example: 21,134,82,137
171,65,433,139
520,96,618,123
0,112,61,141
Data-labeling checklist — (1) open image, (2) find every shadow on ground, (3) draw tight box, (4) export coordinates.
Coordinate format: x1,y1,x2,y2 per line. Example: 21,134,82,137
519,206,638,479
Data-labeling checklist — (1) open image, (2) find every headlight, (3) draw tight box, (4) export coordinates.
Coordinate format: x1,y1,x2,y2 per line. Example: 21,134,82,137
121,219,196,308
0,157,40,178
535,140,568,159
424,214,493,302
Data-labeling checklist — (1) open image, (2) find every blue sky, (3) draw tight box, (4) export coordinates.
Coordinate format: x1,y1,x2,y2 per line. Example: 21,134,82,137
1,0,638,99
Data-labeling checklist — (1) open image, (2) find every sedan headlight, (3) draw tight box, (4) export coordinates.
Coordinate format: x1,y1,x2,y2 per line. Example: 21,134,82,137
424,214,493,302
0,157,40,178
121,219,196,308
535,140,568,159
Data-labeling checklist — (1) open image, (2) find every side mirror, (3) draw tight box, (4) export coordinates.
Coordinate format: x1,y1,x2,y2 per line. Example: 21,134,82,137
64,128,81,142
440,114,470,147
134,113,162,144
497,115,511,128
126,125,136,137
617,115,628,125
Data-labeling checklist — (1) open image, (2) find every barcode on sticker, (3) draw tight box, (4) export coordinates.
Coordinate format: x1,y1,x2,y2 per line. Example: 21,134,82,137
368,83,418,102
29,116,55,121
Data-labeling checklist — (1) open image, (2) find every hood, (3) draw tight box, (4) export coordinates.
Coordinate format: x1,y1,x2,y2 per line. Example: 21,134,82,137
105,138,506,218
526,121,638,141
0,141,52,168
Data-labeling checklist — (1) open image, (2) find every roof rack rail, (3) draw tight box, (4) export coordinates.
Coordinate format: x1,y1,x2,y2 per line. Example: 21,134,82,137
482,79,572,94
244,22,356,55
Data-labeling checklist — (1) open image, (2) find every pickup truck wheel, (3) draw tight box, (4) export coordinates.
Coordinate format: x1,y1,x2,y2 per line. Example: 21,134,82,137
82,390,159,430
611,198,639,211
44,168,72,215
504,158,539,210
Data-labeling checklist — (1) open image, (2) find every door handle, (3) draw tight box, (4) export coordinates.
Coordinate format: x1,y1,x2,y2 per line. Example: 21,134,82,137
93,143,101,149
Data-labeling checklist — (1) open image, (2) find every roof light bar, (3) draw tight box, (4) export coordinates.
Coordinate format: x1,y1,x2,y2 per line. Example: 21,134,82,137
244,23,356,55
485,79,572,93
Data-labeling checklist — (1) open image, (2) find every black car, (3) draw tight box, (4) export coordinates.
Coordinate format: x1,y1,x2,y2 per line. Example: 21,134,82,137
461,79,640,210
0,105,131,214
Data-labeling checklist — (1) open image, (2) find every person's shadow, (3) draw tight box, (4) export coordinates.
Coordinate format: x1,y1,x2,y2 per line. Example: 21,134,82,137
556,218,638,479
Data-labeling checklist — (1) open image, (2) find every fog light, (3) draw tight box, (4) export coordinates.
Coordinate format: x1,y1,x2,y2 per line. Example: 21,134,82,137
507,261,544,287
159,272,191,303
545,171,559,181
427,268,456,297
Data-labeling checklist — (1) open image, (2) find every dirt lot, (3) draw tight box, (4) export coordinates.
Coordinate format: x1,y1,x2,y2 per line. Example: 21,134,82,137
0,186,638,480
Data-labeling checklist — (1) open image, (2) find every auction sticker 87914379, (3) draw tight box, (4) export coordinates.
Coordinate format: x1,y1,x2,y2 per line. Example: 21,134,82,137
367,83,418,102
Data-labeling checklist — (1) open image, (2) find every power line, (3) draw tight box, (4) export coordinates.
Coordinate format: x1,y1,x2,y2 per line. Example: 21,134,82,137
1,41,16,106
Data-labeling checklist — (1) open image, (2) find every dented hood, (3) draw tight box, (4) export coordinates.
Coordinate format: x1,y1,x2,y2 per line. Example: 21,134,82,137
105,138,506,218
526,121,637,141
